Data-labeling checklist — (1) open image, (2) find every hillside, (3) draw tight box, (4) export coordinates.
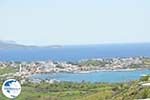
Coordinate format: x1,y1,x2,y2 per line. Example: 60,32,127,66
0,75,149,100
0,41,32,49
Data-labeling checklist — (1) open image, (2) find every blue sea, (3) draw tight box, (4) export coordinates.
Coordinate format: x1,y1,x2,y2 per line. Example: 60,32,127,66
30,69,150,83
0,43,150,62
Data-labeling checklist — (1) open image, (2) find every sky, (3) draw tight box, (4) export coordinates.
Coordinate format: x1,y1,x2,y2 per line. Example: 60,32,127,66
0,0,150,46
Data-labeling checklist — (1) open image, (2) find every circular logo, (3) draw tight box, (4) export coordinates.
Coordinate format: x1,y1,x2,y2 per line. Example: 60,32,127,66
2,79,21,99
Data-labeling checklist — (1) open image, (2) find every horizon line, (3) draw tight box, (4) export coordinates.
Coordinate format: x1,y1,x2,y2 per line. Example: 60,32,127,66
1,40,150,46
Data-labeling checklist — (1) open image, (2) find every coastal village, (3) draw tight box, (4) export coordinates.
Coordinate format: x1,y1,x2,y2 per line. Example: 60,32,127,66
0,57,150,84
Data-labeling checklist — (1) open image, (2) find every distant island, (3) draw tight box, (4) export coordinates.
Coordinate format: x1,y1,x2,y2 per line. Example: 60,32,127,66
0,40,63,49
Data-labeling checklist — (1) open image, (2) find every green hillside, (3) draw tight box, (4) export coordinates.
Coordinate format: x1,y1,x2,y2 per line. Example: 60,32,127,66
0,75,150,100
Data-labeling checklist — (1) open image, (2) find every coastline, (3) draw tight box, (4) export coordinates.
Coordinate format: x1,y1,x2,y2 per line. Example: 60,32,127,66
0,56,150,84
73,68,138,74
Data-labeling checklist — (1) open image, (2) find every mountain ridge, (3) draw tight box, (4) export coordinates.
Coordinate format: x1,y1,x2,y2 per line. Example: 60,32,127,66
0,40,63,49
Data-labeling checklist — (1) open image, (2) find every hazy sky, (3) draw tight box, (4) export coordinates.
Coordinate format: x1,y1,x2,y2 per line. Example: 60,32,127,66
0,0,150,45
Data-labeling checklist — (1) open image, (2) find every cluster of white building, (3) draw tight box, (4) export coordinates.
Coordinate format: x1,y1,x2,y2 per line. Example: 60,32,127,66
0,57,149,84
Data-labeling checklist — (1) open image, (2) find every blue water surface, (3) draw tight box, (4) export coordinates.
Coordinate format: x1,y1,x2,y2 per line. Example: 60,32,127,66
30,69,150,83
0,43,150,61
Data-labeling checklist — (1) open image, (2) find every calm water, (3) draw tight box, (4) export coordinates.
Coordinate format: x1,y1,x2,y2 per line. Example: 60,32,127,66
0,43,150,61
30,69,150,83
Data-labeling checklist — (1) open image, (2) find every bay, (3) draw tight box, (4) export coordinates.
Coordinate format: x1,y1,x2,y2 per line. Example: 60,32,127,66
30,69,150,83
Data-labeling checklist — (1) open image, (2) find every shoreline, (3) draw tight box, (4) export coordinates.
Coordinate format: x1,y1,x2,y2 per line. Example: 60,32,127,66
29,68,149,75
30,68,150,76
73,68,138,74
